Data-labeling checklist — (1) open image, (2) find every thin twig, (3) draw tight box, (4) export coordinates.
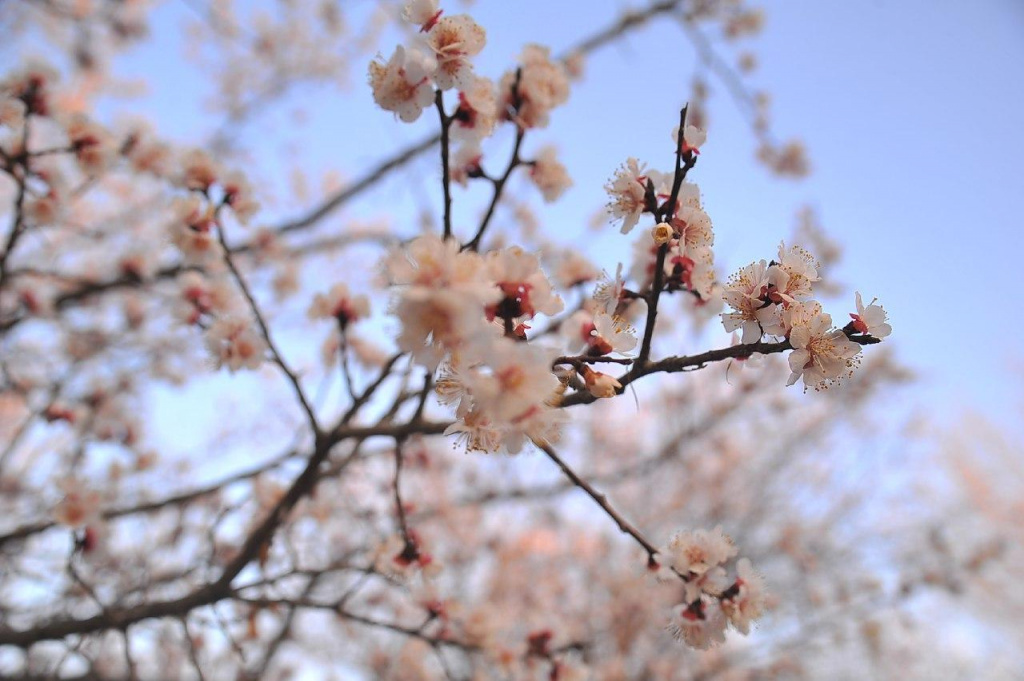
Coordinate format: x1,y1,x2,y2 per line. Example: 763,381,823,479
535,441,660,561
214,218,320,432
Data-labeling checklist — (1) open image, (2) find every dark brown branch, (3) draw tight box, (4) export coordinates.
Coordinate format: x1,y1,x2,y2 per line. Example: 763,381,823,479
559,332,880,409
462,119,525,252
635,242,668,370
435,91,454,240
0,420,450,647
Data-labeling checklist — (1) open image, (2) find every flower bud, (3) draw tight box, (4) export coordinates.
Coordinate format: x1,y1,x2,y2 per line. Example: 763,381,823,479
652,222,674,246
582,366,621,398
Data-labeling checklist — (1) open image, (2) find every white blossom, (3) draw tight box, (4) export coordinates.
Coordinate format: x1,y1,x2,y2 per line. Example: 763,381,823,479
786,302,862,390
206,317,266,372
664,527,737,576
720,558,767,634
427,15,486,91
851,291,891,338
605,158,648,234
369,45,436,122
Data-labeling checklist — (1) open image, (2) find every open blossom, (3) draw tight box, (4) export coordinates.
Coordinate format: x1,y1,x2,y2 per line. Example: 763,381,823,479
452,75,498,140
1,61,58,115
497,401,566,454
394,287,493,368
442,339,564,454
592,311,637,354
664,527,737,576
427,14,486,90
850,292,891,338
672,124,707,154
369,45,435,122
307,283,370,328
180,148,219,191
605,158,649,234
170,196,221,264
564,310,636,356
786,301,862,390
435,360,474,415
443,406,503,453
767,241,819,304
176,271,237,324
449,140,483,186
721,259,771,343
384,235,499,367
485,246,563,321
464,340,560,424
205,317,266,372
500,44,570,129
528,146,572,202
384,233,478,288
667,599,728,650
54,485,103,529
402,0,442,31
66,115,117,175
669,245,717,300
671,204,714,260
222,170,260,224
720,558,767,634
758,139,811,178
592,264,626,315
0,96,26,129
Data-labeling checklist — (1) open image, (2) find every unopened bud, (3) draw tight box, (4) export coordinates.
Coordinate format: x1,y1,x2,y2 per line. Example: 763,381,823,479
652,222,674,246
582,365,621,398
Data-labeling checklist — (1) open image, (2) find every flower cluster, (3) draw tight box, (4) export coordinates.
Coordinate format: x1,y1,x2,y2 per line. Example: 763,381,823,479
659,527,767,649
370,0,485,122
382,235,567,453
499,44,570,130
307,283,370,329
721,242,891,390
371,1,574,206
606,134,717,301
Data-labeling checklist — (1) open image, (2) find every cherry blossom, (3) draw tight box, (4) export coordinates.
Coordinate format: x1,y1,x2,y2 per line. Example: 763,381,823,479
402,0,442,32
851,291,892,338
307,283,370,328
205,316,267,372
427,15,486,91
720,558,768,634
605,157,649,234
664,527,738,576
528,146,572,202
786,301,862,390
500,44,570,129
368,45,436,122
722,259,771,343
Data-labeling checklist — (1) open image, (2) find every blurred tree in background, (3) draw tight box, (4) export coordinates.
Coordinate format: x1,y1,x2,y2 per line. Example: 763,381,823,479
0,1,1018,679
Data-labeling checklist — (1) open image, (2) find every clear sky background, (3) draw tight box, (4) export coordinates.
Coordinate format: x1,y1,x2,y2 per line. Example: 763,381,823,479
83,0,1024,441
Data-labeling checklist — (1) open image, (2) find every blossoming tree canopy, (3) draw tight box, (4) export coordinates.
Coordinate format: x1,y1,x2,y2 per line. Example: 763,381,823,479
366,0,888,649
0,0,915,678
